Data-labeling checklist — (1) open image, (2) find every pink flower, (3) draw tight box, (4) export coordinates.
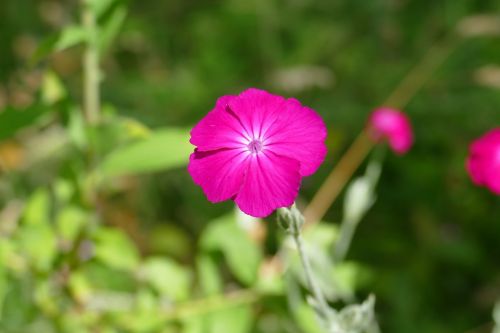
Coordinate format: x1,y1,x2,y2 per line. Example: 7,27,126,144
188,88,327,217
367,108,413,154
466,128,500,195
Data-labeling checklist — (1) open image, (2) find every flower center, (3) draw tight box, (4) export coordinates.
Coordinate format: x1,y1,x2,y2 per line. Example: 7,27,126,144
247,139,264,154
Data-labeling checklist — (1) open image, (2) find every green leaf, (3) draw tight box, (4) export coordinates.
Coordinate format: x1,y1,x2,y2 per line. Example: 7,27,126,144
32,25,87,62
294,302,323,333
208,305,253,333
286,276,323,333
80,262,136,292
148,224,191,259
291,223,347,300
17,223,57,272
112,289,166,332
124,289,165,332
85,115,150,158
196,255,222,296
68,271,93,303
332,262,362,297
68,107,88,149
141,257,191,301
23,189,50,226
100,127,192,177
93,228,140,271
55,26,87,50
54,179,75,204
59,308,97,333
99,4,127,52
0,241,23,273
25,318,57,333
120,118,150,139
56,206,87,244
201,214,262,286
0,105,50,141
0,267,7,319
182,305,253,333
34,279,58,315
182,316,204,333
89,0,119,17
41,70,66,105
0,278,37,330
303,223,339,250
255,261,284,294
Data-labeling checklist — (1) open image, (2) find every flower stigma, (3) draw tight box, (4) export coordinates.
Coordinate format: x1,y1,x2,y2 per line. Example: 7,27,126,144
248,139,264,154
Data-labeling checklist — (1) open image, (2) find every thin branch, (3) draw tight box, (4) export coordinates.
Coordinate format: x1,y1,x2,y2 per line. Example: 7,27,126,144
85,289,261,320
304,132,372,224
82,0,100,124
304,36,461,226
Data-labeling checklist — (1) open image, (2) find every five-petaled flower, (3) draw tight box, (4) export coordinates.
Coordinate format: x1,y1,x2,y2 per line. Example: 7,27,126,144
188,88,327,217
466,128,500,195
367,108,413,154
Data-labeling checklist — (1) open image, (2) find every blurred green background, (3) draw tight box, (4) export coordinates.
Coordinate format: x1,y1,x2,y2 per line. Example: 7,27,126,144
0,0,500,332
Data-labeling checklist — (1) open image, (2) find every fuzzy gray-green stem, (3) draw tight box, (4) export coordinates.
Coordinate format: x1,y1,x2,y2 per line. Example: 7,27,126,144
279,205,331,321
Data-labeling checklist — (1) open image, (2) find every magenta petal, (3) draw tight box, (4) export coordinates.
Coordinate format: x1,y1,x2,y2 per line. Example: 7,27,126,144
235,152,301,218
484,162,500,194
224,88,327,176
466,128,500,195
188,148,250,202
188,88,328,215
227,89,286,139
190,95,250,151
368,108,413,154
264,99,327,176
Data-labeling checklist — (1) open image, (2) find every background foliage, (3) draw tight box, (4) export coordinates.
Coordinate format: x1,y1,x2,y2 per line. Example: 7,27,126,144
0,0,499,332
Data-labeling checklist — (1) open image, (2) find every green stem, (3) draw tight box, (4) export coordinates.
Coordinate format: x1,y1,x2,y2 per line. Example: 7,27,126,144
84,289,261,320
293,228,331,317
163,289,260,320
80,0,102,223
279,205,331,321
383,37,461,109
304,36,461,226
82,0,100,124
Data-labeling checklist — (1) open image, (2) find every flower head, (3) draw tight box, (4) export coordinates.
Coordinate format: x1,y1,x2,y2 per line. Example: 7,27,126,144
466,128,500,195
188,88,327,217
367,108,413,154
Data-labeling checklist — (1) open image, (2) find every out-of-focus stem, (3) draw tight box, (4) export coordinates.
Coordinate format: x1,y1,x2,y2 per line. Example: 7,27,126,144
82,0,100,124
304,37,461,226
304,132,373,224
163,289,260,320
80,0,102,221
383,38,460,108
85,289,261,319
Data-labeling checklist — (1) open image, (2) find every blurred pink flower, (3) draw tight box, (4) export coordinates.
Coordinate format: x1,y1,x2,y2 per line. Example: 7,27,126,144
368,108,414,154
188,88,327,217
466,128,500,195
